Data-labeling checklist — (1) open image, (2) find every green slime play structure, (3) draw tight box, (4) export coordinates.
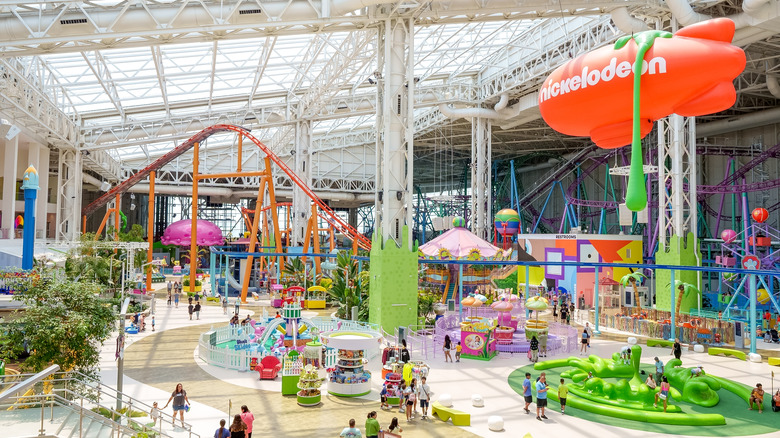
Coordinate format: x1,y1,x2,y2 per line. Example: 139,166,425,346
529,344,759,426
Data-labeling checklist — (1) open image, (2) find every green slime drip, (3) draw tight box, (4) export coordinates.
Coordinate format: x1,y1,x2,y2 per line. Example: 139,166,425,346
614,30,672,211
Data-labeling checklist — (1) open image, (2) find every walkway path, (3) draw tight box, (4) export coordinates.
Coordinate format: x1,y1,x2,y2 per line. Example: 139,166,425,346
122,301,478,438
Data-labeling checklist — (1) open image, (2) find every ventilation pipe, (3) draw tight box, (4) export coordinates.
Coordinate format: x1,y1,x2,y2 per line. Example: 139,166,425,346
439,94,521,121
494,93,509,111
742,0,772,15
664,0,776,29
125,184,374,203
696,106,780,137
611,7,649,33
766,63,780,98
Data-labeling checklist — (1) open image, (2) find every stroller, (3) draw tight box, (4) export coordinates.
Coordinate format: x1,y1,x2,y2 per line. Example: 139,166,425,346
770,329,779,344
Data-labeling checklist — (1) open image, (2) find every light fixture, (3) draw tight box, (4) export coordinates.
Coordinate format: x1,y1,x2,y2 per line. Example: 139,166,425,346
100,181,111,191
130,203,136,211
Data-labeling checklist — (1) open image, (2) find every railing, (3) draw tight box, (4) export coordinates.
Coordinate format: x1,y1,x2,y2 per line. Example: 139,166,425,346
199,316,381,371
0,369,200,438
597,314,736,345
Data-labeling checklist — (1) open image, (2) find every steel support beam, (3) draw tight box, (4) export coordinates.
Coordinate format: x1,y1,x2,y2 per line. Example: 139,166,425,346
292,120,312,245
56,149,83,241
375,17,414,247
470,117,492,240
658,115,698,250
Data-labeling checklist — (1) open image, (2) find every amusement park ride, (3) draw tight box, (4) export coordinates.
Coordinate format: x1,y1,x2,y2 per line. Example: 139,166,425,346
81,124,369,302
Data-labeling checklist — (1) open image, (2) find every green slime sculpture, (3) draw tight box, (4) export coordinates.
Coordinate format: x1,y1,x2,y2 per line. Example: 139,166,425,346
532,345,727,425
613,30,672,211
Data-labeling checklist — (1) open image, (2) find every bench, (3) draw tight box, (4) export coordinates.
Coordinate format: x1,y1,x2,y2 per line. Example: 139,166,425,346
647,339,674,348
708,347,746,361
768,357,780,367
431,401,470,426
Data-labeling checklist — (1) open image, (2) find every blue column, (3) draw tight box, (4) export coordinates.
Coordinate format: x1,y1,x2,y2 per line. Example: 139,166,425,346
670,269,676,342
210,250,217,296
21,166,39,270
525,264,530,319
748,273,757,354
458,264,464,322
593,267,600,334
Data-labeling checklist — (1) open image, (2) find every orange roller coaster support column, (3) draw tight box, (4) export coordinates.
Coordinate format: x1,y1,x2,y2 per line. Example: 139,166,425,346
237,134,243,173
146,171,155,293
265,157,283,262
242,173,267,303
189,143,199,296
312,203,321,275
114,194,120,241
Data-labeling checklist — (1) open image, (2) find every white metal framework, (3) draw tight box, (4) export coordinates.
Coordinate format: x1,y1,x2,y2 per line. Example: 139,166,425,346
657,115,698,250
0,1,777,242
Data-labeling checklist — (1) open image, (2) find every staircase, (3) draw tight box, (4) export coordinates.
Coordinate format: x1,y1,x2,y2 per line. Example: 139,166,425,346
0,368,200,438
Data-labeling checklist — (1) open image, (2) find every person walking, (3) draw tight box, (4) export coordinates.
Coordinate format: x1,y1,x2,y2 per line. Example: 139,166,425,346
404,381,415,422
174,286,180,308
530,336,539,363
167,291,172,307
162,383,190,428
536,374,548,421
418,376,431,419
654,357,664,385
188,302,194,320
228,414,247,438
443,335,453,363
672,339,682,360
580,326,590,355
194,301,202,320
167,280,173,295
558,378,568,414
222,296,228,315
365,411,380,438
239,405,254,438
214,419,230,438
522,372,533,414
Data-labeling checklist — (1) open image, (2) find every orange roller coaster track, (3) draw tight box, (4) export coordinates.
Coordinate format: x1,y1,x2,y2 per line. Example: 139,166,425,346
82,124,371,250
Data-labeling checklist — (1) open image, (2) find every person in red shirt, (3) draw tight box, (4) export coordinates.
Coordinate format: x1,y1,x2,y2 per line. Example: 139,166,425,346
239,405,254,438
765,310,772,330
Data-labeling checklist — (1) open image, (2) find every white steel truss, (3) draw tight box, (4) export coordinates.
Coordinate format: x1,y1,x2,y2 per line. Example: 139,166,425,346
292,120,312,244
0,1,650,56
375,17,414,247
470,117,492,240
56,148,83,241
658,115,698,250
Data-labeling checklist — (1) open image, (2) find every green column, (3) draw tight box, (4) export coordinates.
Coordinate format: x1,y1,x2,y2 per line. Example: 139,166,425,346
368,226,419,333
655,233,701,316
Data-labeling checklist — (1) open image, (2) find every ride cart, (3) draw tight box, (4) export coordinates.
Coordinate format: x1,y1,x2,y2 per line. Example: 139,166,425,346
306,286,327,309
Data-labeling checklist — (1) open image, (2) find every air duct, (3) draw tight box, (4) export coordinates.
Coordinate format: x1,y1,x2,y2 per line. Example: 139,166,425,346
696,107,780,137
124,184,373,203
611,7,649,33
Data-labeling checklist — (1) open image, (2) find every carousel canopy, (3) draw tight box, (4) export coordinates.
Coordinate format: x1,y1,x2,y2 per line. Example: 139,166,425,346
419,226,503,258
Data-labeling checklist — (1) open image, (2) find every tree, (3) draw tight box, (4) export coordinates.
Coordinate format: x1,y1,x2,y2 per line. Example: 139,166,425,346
672,281,699,322
326,251,370,320
0,276,115,379
620,271,648,311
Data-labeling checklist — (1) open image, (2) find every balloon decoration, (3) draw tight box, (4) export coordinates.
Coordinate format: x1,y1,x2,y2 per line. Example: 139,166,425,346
539,18,745,211
751,208,769,223
494,209,520,236
452,216,466,228
720,229,737,243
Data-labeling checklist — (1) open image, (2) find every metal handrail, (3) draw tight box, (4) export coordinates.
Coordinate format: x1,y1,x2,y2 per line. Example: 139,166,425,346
1,370,200,438
0,364,59,403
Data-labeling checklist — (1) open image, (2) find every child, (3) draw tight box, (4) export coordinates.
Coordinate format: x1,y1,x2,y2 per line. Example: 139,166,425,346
397,381,406,414
151,316,155,332
455,342,462,362
380,385,389,410
150,402,160,426
558,378,568,414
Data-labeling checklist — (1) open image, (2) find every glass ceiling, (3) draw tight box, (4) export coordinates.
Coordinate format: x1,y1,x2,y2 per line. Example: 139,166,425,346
37,18,546,164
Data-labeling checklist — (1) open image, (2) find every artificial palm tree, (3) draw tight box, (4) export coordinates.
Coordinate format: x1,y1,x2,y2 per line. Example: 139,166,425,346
673,280,699,322
620,271,648,311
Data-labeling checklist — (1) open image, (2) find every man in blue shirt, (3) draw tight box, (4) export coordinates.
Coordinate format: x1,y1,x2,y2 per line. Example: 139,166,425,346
522,372,532,414
536,375,548,420
654,357,664,385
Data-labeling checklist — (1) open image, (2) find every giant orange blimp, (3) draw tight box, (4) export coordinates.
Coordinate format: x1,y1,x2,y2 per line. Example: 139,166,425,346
539,18,745,211
539,18,745,148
